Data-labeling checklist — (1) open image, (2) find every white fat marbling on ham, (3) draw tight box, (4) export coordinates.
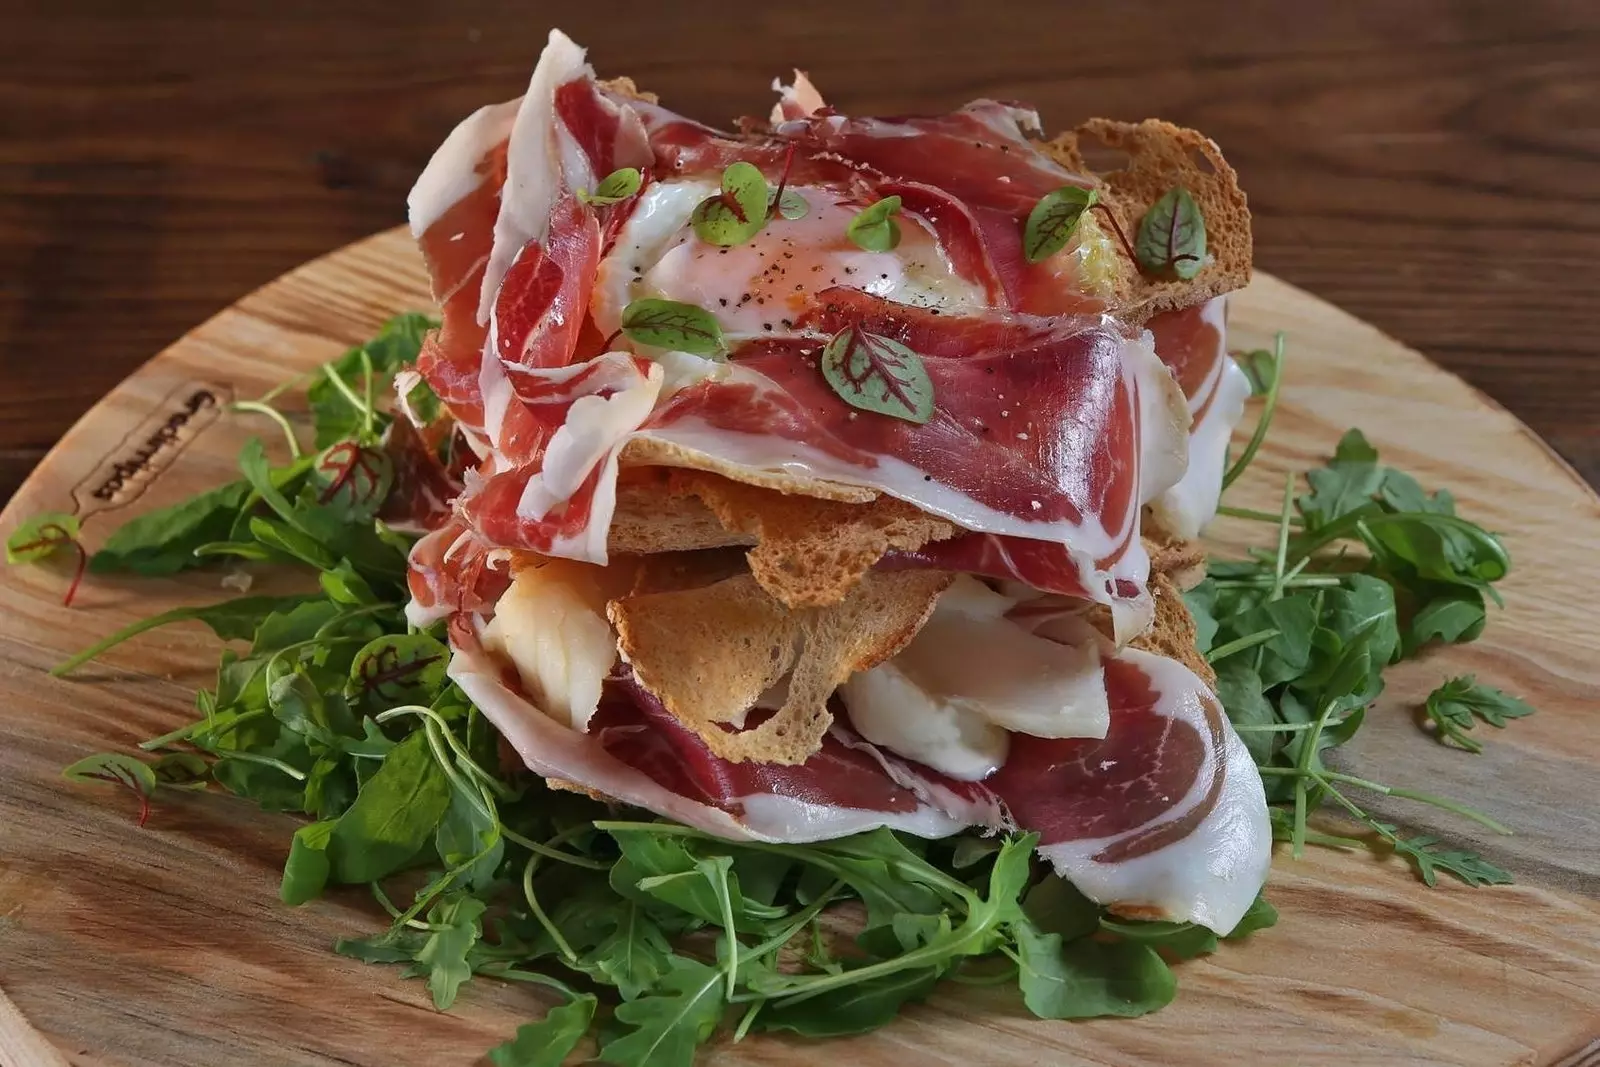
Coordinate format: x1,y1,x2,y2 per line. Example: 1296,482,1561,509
1153,354,1251,539
1028,649,1271,934
407,98,520,238
769,70,827,124
1132,328,1194,509
479,29,593,324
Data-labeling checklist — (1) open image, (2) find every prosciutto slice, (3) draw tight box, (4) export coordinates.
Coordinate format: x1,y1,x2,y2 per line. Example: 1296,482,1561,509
449,622,974,842
630,289,1180,618
448,610,1267,932
1146,298,1252,539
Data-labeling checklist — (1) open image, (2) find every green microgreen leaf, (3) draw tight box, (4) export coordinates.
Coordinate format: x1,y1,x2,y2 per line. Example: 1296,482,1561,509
581,167,643,206
819,325,935,424
1135,187,1206,279
1023,186,1098,264
845,195,903,252
619,298,726,357
773,188,809,220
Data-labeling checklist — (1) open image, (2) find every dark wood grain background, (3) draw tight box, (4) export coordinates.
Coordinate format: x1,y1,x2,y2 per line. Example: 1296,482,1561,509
5,0,1598,502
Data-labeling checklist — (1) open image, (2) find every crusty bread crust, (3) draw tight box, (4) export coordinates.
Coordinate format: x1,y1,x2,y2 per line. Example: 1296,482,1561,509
1043,118,1252,323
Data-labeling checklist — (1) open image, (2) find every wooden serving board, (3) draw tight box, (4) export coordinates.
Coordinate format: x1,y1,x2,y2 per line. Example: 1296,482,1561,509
1,230,1597,1067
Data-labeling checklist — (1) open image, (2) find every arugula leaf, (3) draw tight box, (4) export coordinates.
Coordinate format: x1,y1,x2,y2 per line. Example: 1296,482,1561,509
307,312,433,447
1409,590,1487,649
1012,919,1176,1019
597,956,725,1067
326,730,452,883
1374,825,1513,887
580,901,674,1000
280,819,336,905
1298,429,1382,529
1225,895,1279,939
759,966,943,1037
1423,676,1535,754
53,594,317,676
489,995,598,1067
436,786,504,893
1098,917,1217,961
414,894,488,1010
1021,874,1099,940
90,481,252,576
1212,658,1276,764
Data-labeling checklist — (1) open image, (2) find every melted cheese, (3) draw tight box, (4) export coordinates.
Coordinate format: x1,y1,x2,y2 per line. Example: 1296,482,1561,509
479,559,618,732
840,662,1009,781
840,577,1111,779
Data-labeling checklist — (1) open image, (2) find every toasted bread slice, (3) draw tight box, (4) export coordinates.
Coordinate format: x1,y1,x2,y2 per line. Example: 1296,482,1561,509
610,565,952,765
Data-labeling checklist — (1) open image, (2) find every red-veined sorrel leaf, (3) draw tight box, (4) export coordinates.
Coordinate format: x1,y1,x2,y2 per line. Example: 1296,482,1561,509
691,161,769,246
347,633,449,706
1135,187,1206,279
63,752,159,826
311,441,395,522
819,326,935,424
1023,186,1098,264
7,511,88,606
619,298,726,357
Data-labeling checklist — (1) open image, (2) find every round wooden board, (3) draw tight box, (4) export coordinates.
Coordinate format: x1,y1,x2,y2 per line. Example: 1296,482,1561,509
1,229,1597,1067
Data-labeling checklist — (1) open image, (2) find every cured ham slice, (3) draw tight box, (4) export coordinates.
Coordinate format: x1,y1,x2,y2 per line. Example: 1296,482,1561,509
630,289,1184,620
449,603,1267,932
459,353,664,562
983,647,1270,933
450,622,975,843
1146,298,1252,539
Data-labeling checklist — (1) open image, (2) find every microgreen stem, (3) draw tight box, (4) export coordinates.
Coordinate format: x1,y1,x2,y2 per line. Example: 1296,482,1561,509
1221,332,1285,490
1269,472,1296,603
1207,628,1280,665
321,363,373,424
522,852,577,965
500,828,609,870
1216,504,1306,527
360,349,376,440
219,749,307,781
1231,720,1316,733
1210,574,1340,590
732,1001,764,1042
231,401,302,459
376,704,513,800
1257,766,1513,836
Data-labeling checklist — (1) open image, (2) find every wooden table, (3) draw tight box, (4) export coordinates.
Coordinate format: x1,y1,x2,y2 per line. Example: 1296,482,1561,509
4,0,1598,502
